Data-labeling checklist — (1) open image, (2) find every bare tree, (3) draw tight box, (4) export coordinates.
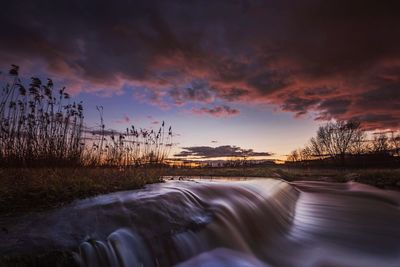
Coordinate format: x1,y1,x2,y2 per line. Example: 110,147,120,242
287,120,398,167
389,131,400,157
372,132,390,154
299,146,313,161
314,120,364,165
310,137,325,160
287,149,299,162
349,129,368,155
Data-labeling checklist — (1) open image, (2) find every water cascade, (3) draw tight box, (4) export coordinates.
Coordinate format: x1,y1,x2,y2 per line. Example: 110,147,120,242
1,178,400,267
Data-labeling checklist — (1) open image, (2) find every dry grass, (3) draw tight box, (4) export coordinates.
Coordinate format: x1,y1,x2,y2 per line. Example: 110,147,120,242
0,167,164,215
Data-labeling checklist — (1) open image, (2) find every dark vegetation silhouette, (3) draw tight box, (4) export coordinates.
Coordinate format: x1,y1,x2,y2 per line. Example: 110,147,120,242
287,120,400,167
0,65,173,167
84,105,173,167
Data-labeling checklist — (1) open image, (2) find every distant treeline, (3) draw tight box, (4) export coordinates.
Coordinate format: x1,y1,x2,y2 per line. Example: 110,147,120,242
167,159,277,168
287,120,400,167
0,65,173,167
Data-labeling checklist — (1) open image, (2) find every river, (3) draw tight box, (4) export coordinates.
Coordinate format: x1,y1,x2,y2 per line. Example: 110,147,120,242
1,177,400,267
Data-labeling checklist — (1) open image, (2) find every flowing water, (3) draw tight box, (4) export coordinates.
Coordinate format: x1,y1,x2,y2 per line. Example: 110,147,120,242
1,177,400,267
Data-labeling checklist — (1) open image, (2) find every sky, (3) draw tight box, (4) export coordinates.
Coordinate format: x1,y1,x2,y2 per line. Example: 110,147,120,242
1,0,399,160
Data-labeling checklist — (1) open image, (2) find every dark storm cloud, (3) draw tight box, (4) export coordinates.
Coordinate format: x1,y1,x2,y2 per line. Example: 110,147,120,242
168,80,214,105
174,145,272,159
192,105,240,117
354,114,399,130
281,97,320,117
358,84,400,110
304,87,336,97
216,88,249,101
281,1,400,76
1,0,400,128
247,71,291,95
318,98,352,116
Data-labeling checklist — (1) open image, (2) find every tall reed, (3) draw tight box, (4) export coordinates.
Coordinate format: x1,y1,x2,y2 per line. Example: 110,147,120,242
0,65,84,167
0,65,173,167
84,113,173,167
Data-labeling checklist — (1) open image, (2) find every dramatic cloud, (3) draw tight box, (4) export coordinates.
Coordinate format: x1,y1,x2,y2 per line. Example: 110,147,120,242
1,0,399,127
192,105,240,117
168,80,214,105
174,145,272,159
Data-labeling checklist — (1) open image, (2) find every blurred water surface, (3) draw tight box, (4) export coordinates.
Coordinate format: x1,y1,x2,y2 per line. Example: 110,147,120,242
1,177,400,267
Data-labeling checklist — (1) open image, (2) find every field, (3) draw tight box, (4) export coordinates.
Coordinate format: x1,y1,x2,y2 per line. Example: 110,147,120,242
0,167,162,215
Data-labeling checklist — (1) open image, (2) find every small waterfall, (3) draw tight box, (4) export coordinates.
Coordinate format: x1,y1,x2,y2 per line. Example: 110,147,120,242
76,229,153,267
74,179,299,266
2,178,400,267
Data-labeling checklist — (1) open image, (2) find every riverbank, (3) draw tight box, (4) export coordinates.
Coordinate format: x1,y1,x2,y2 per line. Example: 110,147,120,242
0,167,163,215
1,167,400,216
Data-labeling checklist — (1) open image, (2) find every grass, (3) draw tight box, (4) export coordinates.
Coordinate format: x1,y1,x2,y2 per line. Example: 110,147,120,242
0,167,163,215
